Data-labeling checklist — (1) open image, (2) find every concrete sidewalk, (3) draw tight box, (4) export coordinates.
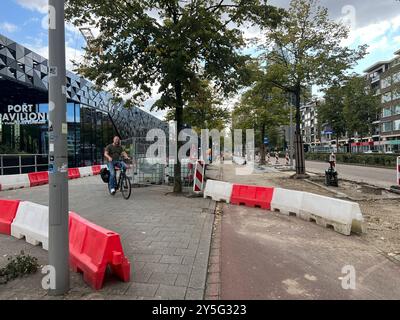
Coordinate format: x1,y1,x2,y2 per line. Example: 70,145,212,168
0,176,216,300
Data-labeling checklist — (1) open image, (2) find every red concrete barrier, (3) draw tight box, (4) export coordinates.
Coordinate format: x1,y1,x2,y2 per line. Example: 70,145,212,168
0,199,20,235
92,165,101,175
230,184,275,210
68,168,81,180
28,171,49,187
68,212,131,290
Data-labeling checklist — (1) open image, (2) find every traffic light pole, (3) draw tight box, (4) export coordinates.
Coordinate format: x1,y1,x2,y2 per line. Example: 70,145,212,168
48,0,69,295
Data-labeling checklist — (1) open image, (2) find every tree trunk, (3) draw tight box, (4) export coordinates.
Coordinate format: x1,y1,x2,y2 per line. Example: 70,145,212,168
174,81,183,193
336,135,339,153
260,123,266,165
294,86,306,177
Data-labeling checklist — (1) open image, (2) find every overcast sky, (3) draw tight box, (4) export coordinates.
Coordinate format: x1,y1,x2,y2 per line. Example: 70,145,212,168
1,0,400,119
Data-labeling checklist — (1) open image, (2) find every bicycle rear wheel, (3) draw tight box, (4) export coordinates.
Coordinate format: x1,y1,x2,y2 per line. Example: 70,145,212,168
121,173,132,200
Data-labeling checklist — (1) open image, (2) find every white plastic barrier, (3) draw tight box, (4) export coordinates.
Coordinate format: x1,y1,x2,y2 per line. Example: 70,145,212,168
233,156,246,165
299,193,365,236
0,174,30,191
101,164,107,169
204,180,233,203
271,188,304,216
11,201,49,250
78,166,93,177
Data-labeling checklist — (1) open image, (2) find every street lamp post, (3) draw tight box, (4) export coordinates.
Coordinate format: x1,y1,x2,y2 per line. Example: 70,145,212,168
48,0,70,295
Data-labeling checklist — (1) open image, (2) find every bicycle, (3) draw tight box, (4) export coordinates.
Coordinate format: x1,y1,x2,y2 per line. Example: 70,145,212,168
108,160,132,200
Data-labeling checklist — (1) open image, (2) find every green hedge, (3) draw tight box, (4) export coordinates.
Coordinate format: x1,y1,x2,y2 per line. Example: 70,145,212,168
305,153,398,168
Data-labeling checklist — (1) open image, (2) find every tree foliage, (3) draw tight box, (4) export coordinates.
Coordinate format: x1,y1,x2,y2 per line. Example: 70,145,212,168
318,85,347,143
232,68,289,162
65,0,283,191
258,0,368,174
165,81,230,133
319,75,380,147
343,76,380,138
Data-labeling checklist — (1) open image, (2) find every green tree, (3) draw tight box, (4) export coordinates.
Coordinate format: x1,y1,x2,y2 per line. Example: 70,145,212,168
233,70,289,164
65,0,282,192
318,85,347,150
260,0,367,177
165,81,230,134
343,75,380,141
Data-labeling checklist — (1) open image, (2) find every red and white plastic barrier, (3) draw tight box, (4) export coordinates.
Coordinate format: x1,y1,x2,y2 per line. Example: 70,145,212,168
0,174,30,191
204,180,233,203
69,212,130,290
193,160,205,193
0,165,106,192
0,199,20,235
0,198,131,290
79,166,93,177
11,201,49,250
203,179,365,236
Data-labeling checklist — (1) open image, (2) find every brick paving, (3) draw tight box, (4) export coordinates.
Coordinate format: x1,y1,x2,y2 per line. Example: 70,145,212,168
0,175,215,300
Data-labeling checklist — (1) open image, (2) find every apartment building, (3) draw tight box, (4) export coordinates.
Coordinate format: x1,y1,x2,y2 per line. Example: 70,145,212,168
364,49,400,153
300,100,320,151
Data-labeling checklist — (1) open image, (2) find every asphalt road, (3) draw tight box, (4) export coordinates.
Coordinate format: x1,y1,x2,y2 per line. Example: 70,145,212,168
304,160,397,188
220,204,400,300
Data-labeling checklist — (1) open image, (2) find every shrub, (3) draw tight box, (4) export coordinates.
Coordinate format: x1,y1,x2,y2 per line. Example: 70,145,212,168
0,251,39,284
305,153,398,168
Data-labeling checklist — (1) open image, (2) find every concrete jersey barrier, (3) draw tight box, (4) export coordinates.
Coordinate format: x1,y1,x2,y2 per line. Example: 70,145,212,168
11,201,49,250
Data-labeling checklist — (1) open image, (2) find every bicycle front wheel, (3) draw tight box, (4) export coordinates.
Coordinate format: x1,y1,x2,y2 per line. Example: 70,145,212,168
121,174,132,200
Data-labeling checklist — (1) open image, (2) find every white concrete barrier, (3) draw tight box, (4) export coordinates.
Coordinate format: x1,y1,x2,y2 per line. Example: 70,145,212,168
204,180,233,203
78,166,93,177
11,201,49,250
299,193,365,236
271,188,304,216
0,174,30,191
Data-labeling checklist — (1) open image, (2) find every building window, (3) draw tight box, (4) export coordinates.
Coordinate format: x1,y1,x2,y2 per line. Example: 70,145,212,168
393,72,400,84
393,90,400,101
382,107,392,117
382,122,393,132
381,77,391,89
382,92,392,103
394,105,400,115
394,120,400,131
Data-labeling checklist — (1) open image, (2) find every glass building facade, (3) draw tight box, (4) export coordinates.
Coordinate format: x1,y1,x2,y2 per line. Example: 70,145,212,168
0,34,167,174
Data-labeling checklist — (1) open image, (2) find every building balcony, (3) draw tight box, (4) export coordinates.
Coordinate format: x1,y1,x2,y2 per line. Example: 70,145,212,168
371,75,380,84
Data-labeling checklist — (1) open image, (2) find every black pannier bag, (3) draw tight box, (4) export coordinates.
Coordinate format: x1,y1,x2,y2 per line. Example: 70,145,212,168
100,167,110,183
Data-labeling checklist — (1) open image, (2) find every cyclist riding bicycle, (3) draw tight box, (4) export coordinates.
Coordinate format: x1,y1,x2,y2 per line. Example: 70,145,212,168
104,136,130,195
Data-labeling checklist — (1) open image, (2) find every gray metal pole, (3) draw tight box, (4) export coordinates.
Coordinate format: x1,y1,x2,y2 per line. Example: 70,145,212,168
48,0,69,295
289,104,294,168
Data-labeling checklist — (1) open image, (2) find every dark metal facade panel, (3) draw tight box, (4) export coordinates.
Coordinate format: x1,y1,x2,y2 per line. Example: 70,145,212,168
0,33,167,139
